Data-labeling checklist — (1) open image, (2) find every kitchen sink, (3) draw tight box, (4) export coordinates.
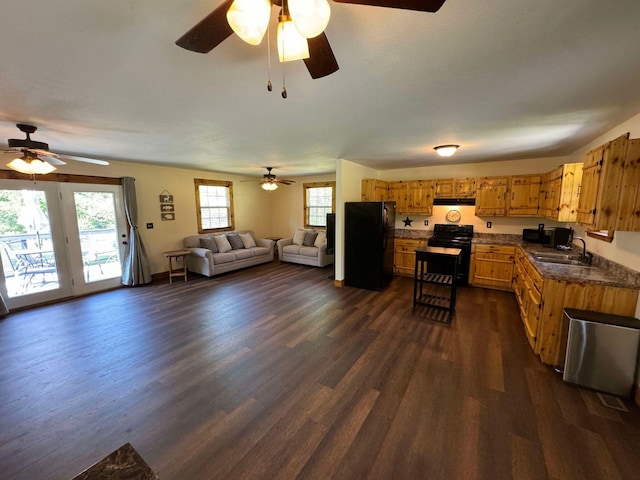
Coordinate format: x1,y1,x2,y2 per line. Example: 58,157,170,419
533,254,589,266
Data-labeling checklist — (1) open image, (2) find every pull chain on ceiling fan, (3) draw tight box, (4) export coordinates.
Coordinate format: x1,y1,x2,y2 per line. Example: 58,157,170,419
176,0,446,84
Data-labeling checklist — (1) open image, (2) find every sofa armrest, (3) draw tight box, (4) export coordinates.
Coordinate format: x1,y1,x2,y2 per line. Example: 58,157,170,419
256,238,275,255
277,237,293,258
317,242,333,263
187,247,210,258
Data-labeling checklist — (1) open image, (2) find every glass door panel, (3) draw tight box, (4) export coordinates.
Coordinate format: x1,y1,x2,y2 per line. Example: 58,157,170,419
0,181,71,308
60,184,127,295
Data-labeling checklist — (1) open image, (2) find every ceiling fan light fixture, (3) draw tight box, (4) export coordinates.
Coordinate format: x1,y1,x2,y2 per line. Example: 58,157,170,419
289,0,331,38
226,0,271,46
434,144,459,157
261,181,278,191
277,13,310,62
7,155,56,175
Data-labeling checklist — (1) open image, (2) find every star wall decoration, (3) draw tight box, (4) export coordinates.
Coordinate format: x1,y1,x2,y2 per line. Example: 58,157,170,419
403,216,413,227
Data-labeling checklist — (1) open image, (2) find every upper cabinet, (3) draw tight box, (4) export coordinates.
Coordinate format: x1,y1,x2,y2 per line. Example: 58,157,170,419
362,179,433,215
508,174,542,216
616,138,640,231
576,134,628,230
387,181,409,214
435,178,476,198
475,176,508,216
539,163,583,222
361,179,388,201
407,180,434,215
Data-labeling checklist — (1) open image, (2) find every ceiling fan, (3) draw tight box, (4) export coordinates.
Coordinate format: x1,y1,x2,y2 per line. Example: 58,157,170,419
176,0,447,80
250,167,295,190
2,124,109,175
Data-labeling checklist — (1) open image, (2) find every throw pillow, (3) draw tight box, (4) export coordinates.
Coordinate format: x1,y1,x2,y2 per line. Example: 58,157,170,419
199,235,219,253
293,229,306,246
227,233,245,250
239,232,257,248
314,231,326,247
303,231,318,247
213,234,232,253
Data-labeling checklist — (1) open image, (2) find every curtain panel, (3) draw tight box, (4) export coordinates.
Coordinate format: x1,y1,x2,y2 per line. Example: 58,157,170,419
121,177,152,286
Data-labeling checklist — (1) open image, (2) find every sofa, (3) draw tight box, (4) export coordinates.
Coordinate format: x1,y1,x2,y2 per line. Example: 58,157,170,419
183,230,274,277
277,229,334,267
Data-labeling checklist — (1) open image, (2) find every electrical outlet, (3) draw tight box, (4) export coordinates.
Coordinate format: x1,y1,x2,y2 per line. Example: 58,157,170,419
486,221,492,228
423,220,428,226
146,223,154,229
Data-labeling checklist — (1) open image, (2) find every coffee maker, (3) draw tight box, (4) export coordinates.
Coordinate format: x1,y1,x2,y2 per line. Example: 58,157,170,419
552,227,573,249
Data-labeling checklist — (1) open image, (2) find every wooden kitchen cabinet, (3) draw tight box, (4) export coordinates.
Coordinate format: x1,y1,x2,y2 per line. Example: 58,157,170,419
469,244,516,291
616,138,640,231
435,178,476,198
513,249,543,351
512,247,639,366
407,180,434,215
387,181,409,214
507,174,541,216
539,163,583,222
576,133,628,230
475,176,508,216
394,238,424,277
361,179,388,201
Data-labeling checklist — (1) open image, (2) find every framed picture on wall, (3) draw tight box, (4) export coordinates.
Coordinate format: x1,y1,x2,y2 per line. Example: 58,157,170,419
161,212,175,221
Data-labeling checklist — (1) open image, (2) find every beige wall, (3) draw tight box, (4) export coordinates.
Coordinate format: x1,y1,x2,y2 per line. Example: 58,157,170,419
269,173,336,238
0,157,275,275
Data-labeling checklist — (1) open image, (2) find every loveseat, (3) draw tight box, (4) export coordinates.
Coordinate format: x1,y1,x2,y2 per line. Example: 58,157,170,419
277,229,334,267
183,230,274,277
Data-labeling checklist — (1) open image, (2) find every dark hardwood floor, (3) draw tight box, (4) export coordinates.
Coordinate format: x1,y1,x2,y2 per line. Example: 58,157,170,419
1,262,639,480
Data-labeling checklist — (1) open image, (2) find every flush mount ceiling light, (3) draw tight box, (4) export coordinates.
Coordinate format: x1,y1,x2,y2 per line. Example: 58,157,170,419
434,145,460,157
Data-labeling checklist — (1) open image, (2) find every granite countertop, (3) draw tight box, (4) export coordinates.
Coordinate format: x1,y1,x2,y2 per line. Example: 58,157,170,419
518,244,639,289
395,230,640,289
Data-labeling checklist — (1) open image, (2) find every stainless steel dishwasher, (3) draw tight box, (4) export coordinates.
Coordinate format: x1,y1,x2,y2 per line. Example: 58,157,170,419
563,308,640,397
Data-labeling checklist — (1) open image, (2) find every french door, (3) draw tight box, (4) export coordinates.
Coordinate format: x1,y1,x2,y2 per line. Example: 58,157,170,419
0,180,127,309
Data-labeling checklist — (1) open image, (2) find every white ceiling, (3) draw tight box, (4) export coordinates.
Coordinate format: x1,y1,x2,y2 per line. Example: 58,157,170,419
1,0,640,177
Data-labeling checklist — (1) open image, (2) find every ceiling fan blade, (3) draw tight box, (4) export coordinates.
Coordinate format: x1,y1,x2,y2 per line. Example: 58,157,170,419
331,0,446,12
304,32,339,79
176,0,235,53
44,156,66,166
58,154,109,166
278,179,296,185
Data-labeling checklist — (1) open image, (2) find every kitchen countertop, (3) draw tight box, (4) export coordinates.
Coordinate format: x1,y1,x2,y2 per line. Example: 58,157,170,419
394,230,640,289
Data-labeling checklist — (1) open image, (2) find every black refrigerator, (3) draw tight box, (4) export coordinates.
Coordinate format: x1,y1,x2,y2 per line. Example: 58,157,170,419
344,201,396,290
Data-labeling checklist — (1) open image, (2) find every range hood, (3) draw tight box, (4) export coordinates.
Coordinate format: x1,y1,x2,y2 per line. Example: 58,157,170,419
433,198,476,206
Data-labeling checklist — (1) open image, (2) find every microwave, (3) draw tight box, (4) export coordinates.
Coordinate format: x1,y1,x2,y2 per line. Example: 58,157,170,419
522,228,552,244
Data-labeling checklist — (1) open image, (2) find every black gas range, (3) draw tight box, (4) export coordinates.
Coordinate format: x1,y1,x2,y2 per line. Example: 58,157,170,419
427,224,474,286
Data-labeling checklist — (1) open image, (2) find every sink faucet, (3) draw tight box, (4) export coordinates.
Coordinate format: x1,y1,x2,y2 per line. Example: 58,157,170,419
573,237,592,264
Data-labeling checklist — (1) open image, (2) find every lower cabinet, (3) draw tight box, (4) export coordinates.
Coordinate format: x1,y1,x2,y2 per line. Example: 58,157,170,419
469,244,515,291
473,245,640,366
513,249,543,351
394,238,425,277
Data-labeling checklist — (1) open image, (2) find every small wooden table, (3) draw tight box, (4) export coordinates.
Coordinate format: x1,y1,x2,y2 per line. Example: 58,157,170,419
413,246,462,317
163,249,190,283
266,236,282,260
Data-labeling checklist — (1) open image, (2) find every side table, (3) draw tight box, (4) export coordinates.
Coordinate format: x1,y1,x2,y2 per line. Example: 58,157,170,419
265,236,282,260
163,249,190,283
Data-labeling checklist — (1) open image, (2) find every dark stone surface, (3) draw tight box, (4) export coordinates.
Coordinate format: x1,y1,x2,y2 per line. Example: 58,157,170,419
71,443,158,480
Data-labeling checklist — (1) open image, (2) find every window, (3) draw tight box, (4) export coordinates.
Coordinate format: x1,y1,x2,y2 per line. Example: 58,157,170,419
194,179,235,233
304,181,335,228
